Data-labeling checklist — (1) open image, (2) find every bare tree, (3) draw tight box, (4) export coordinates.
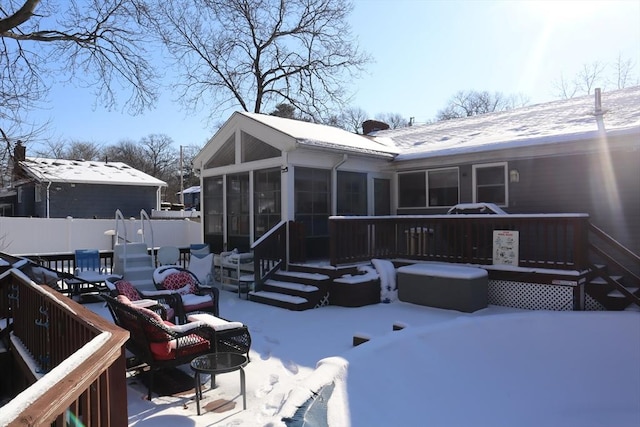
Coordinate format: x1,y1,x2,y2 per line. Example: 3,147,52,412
0,0,158,147
36,140,103,160
375,112,408,129
102,139,147,171
553,56,639,98
436,90,528,121
610,54,638,89
145,0,370,121
140,134,177,178
576,61,606,95
339,106,368,133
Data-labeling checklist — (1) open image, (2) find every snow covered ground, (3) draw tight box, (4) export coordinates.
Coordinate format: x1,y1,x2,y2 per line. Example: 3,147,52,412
85,289,640,427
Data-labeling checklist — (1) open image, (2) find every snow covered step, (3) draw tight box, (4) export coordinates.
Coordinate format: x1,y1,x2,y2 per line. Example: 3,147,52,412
250,291,307,304
624,304,640,312
607,288,639,298
591,276,623,285
264,279,319,293
275,271,330,281
248,290,311,311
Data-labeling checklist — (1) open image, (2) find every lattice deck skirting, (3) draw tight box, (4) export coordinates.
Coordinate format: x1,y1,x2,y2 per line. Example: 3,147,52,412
585,294,607,311
489,280,579,311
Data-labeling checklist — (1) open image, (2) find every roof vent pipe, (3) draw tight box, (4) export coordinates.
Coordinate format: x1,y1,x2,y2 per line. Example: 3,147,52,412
594,88,605,132
594,88,602,115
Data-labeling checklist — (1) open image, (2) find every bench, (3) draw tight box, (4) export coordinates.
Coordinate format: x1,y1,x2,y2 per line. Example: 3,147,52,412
397,263,488,313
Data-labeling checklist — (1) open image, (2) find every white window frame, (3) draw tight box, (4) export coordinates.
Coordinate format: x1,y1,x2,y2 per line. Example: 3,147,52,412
472,162,508,206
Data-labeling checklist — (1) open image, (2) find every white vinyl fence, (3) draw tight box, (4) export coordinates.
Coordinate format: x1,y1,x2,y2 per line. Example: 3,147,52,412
0,216,202,256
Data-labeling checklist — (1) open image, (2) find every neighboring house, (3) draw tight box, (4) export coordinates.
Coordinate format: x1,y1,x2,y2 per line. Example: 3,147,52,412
193,86,640,257
178,186,201,210
1,148,167,218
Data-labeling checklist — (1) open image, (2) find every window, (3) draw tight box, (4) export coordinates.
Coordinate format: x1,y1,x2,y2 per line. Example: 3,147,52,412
35,184,42,203
398,168,459,208
295,167,330,237
473,163,507,205
203,176,224,234
337,171,367,215
427,168,459,207
398,172,426,208
241,132,281,163
205,134,235,168
254,168,281,237
227,173,250,236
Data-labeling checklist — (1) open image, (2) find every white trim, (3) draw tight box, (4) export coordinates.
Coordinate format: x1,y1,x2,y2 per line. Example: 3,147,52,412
472,162,509,207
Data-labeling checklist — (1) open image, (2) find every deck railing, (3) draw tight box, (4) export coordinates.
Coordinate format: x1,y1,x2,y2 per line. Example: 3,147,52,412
329,214,590,270
0,268,129,426
252,221,288,289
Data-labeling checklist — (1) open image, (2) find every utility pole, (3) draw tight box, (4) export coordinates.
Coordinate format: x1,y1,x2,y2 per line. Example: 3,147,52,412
180,145,184,206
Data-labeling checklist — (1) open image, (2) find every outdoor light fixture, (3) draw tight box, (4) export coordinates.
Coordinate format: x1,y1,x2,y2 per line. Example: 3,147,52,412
509,169,520,183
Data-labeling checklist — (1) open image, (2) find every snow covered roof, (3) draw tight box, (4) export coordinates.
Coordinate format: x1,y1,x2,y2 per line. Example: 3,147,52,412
178,186,200,194
239,111,400,157
19,158,167,187
372,86,640,161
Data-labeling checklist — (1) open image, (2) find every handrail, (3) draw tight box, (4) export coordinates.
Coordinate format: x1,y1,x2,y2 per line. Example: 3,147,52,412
589,223,640,264
140,209,155,266
114,209,128,274
251,221,288,289
0,267,129,425
588,222,640,308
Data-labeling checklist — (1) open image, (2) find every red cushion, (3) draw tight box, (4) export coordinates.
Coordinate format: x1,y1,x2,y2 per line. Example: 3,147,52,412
149,320,210,360
115,280,140,301
162,271,197,295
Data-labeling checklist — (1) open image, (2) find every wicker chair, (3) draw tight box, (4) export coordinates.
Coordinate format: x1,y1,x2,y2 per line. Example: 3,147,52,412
153,266,220,323
107,278,182,324
103,294,251,400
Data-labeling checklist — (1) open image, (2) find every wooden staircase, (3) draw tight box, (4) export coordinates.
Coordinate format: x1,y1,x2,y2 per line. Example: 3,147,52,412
585,224,640,311
248,267,333,311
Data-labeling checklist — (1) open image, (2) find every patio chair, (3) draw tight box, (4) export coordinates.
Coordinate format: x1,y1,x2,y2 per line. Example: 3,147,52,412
107,278,180,324
157,246,180,266
189,243,210,258
187,252,214,287
153,266,220,323
103,294,251,400
67,249,119,297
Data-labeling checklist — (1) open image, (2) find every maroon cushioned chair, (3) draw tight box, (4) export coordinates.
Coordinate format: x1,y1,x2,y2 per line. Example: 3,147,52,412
103,294,251,400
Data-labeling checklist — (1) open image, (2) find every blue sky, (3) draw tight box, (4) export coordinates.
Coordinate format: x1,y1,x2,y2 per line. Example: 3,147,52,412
28,0,640,152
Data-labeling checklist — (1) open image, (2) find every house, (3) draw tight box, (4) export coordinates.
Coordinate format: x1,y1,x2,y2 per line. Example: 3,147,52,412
178,185,201,210
1,145,167,218
193,86,640,259
193,111,399,256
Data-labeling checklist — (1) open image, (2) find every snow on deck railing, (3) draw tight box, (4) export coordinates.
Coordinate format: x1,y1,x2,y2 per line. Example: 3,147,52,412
1,268,129,425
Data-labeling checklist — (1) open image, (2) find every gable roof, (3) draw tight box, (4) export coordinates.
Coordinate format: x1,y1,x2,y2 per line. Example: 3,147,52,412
19,158,167,187
239,111,399,157
372,86,640,161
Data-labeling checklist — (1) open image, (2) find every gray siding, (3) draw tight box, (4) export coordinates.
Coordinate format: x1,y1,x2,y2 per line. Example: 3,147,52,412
509,148,640,253
36,184,159,219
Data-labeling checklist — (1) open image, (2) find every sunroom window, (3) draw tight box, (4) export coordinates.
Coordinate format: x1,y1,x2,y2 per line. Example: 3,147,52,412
241,132,281,163
205,135,235,168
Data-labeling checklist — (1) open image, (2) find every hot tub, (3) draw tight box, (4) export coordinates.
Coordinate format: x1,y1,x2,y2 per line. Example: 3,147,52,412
397,263,488,312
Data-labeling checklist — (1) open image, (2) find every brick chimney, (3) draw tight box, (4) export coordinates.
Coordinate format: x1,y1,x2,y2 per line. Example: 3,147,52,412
12,140,26,182
362,120,390,135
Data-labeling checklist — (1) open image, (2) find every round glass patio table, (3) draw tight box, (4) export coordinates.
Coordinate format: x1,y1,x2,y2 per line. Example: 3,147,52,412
190,352,248,415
